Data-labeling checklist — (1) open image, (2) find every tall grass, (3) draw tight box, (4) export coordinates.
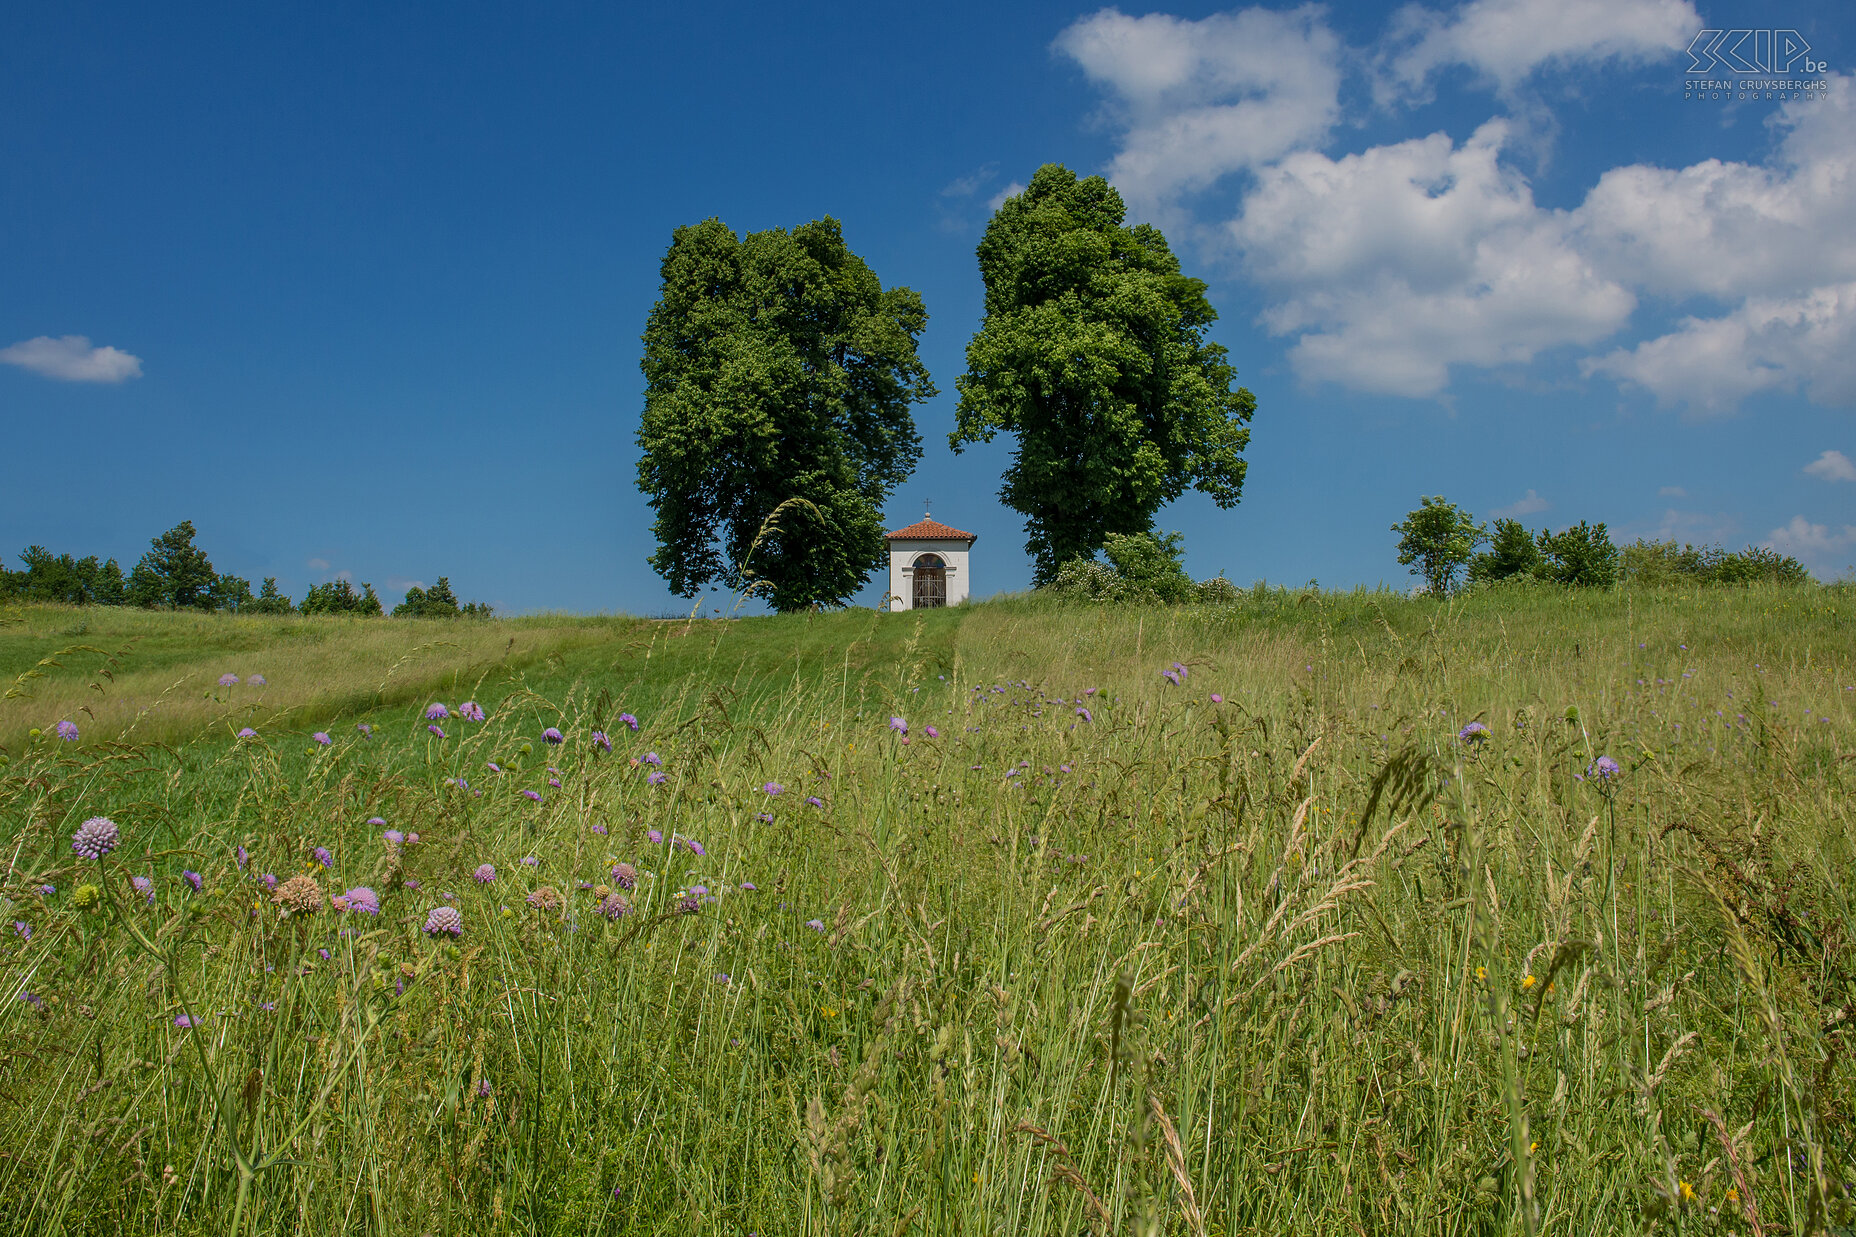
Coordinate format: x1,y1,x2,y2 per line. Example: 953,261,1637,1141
1,585,1851,1235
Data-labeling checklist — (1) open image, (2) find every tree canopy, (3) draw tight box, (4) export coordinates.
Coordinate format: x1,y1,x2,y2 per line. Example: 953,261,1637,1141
950,164,1255,583
126,521,220,610
1392,497,1483,595
637,216,935,611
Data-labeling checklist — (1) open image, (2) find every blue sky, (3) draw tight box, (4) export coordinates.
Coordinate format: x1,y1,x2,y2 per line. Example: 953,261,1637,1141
3,0,1852,613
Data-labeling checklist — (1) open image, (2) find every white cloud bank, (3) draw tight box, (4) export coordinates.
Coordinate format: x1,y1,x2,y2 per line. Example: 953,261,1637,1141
1492,489,1550,518
0,335,143,383
1765,515,1856,577
1055,2,1856,410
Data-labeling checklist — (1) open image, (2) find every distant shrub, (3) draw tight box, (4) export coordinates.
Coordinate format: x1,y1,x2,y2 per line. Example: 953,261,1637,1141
393,576,491,619
1467,519,1542,584
1622,539,1810,586
0,547,127,605
1538,521,1619,588
245,578,296,615
1195,573,1242,604
300,579,384,616
1045,532,1235,606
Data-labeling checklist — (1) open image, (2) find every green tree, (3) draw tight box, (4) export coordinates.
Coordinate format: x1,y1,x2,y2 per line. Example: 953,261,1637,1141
950,164,1255,583
7,547,127,605
1468,518,1543,583
1393,497,1484,595
637,216,935,611
247,578,296,615
1537,522,1619,588
128,521,219,610
301,579,384,616
392,577,486,618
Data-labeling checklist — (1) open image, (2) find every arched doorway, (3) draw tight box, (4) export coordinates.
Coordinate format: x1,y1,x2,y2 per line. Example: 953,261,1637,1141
912,553,947,608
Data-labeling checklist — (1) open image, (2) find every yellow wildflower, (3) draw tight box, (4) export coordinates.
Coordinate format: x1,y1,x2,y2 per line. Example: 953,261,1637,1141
1522,974,1538,990
1679,1181,1695,1203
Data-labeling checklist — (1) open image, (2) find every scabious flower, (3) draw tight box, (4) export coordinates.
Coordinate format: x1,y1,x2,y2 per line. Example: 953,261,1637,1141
520,856,539,867
459,700,486,722
618,713,638,730
522,789,543,802
219,674,240,687
1210,693,1224,704
806,796,824,808
474,864,496,884
261,873,278,889
806,919,825,932
675,895,700,915
647,772,667,785
525,886,562,911
384,830,404,845
755,813,774,823
597,892,632,919
312,732,332,746
1458,721,1490,744
547,777,561,788
648,830,664,844
688,885,709,898
740,881,757,892
236,845,248,869
925,725,939,739
591,823,608,835
642,751,662,767
11,921,29,941
36,884,53,897
542,727,564,745
687,840,706,857
56,720,79,741
182,870,203,892
611,863,637,890
763,782,784,796
18,991,44,1010
423,906,464,937
487,762,502,773
1161,669,1181,686
428,725,446,738
237,727,257,739
356,723,372,737
425,703,449,721
174,1014,199,1028
336,887,380,915
591,730,611,752
1590,755,1621,779
72,816,120,859
1076,706,1093,723
313,847,333,868
272,874,324,914
248,675,267,687
889,717,907,735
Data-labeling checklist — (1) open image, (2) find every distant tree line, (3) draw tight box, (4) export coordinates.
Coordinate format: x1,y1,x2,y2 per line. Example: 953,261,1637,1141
1391,497,1810,595
0,521,491,618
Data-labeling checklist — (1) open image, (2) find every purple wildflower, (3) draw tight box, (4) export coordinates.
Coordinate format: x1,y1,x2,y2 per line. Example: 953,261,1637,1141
522,789,543,802
18,991,44,1010
71,816,120,859
688,885,709,898
889,717,907,735
806,919,825,932
1162,669,1180,686
740,881,758,891
755,813,774,823
487,761,502,773
384,830,404,845
405,833,419,845
132,876,154,904
542,727,564,745
619,712,638,730
313,847,333,868
425,702,449,721
1076,706,1093,722
806,796,824,808
249,675,267,686
11,921,30,941
642,751,662,767
428,725,446,738
687,840,706,857
338,887,380,915
56,720,79,741
1458,721,1490,744
547,778,561,788
311,732,332,746
520,856,539,867
36,884,53,896
219,674,240,687
1210,693,1224,704
647,830,664,845
182,870,203,892
763,782,784,796
237,727,257,739
647,771,667,785
261,873,278,890
1590,756,1621,779
611,863,636,889
675,895,700,915
597,892,632,919
476,1078,492,1097
474,864,496,883
423,906,464,937
925,725,939,738
591,823,608,835
591,730,611,752
356,723,372,737
174,1014,198,1028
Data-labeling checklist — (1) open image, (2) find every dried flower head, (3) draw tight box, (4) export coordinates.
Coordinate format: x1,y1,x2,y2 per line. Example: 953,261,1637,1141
423,906,464,937
73,884,102,910
525,886,562,911
272,874,325,915
72,816,120,859
597,892,632,919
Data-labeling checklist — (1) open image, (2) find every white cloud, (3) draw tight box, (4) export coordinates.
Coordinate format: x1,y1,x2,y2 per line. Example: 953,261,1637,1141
1584,281,1856,413
1054,5,1343,219
1492,488,1549,518
0,335,143,383
1658,486,1686,497
386,576,426,593
941,164,999,198
306,557,331,572
1232,120,1634,395
1382,0,1700,97
1765,515,1856,576
1805,449,1856,483
1646,507,1740,545
987,181,1027,212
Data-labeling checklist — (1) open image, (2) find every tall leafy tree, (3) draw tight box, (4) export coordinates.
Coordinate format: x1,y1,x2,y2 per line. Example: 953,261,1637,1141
127,521,220,609
638,216,935,611
950,164,1255,583
1392,497,1484,595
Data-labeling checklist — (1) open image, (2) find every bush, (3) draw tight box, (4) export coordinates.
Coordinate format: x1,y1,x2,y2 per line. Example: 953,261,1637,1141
300,579,384,616
1392,497,1483,595
393,577,491,619
1537,521,1619,588
1044,532,1234,606
1622,539,1811,586
1467,519,1542,584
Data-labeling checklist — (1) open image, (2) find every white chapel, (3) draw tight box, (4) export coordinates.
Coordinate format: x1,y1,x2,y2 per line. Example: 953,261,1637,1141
884,513,976,611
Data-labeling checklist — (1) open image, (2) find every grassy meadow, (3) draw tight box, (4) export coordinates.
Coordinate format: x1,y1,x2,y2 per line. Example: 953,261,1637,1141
1,584,1853,1235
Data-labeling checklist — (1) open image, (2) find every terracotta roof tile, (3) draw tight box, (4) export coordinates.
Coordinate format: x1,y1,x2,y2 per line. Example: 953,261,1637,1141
885,516,976,542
